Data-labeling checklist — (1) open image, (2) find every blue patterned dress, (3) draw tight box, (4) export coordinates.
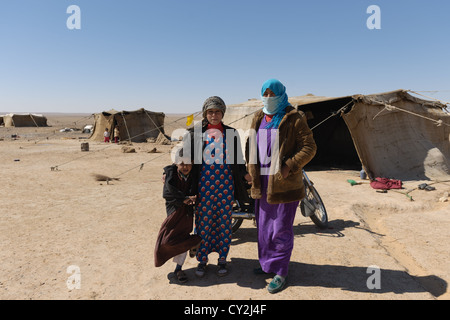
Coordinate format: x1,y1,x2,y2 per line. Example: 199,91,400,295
195,128,234,264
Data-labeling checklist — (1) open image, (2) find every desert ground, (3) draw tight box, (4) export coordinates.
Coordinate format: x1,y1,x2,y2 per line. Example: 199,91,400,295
0,113,449,300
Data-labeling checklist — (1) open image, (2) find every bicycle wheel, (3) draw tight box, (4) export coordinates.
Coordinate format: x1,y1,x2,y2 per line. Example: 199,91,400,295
300,185,328,229
231,217,244,233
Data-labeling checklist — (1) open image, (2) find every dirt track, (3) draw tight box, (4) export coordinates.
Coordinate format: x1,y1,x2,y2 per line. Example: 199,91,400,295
0,115,449,300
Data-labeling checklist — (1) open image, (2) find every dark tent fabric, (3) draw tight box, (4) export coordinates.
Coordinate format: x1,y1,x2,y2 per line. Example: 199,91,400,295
2,113,48,127
297,96,358,169
89,108,165,143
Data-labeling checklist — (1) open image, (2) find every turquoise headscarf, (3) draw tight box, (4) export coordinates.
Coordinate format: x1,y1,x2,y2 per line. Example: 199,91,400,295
261,78,291,129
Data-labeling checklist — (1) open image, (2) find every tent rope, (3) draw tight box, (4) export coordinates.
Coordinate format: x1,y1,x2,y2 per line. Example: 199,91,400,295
226,100,355,132
370,99,450,127
226,108,261,126
109,102,351,180
90,96,449,181
407,90,450,108
119,110,203,142
50,142,115,171
310,100,354,131
50,110,202,170
109,109,264,180
144,110,164,136
72,113,94,126
120,112,132,143
112,151,169,180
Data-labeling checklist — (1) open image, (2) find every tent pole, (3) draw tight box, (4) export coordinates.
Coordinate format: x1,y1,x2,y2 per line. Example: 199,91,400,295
120,112,132,143
29,114,39,127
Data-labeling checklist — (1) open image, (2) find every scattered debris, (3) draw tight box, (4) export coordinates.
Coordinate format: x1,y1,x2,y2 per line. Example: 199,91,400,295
121,146,136,153
82,125,93,133
439,192,449,203
155,132,171,145
347,178,413,201
370,177,402,190
92,174,120,182
391,190,414,201
418,183,436,191
81,142,89,152
59,127,82,133
347,179,370,186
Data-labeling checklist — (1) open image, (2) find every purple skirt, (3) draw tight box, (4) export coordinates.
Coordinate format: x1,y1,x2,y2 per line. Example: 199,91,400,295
255,116,299,277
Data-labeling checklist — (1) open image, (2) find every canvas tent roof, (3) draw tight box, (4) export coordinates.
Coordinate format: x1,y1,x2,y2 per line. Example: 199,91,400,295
89,108,165,142
0,113,48,127
224,89,450,181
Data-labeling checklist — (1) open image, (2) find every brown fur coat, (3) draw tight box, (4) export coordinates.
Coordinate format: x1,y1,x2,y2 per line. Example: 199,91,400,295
246,106,317,204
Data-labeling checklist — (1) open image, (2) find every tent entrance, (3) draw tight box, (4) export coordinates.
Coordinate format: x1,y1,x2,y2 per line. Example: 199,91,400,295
298,97,361,170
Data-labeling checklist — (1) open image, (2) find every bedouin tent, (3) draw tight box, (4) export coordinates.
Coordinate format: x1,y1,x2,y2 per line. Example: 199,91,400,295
224,89,450,181
1,113,48,127
89,108,165,143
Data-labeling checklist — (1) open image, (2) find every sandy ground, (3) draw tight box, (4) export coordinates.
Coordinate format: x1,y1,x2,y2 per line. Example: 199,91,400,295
0,114,449,300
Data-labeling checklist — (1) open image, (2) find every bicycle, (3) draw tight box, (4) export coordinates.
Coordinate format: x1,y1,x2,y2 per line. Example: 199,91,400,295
231,169,328,233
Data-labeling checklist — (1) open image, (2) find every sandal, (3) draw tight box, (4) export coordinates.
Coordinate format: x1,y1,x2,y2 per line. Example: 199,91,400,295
176,270,188,283
418,183,436,191
418,183,427,190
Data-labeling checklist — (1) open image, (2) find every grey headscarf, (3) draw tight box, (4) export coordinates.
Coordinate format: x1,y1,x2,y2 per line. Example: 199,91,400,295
202,96,226,118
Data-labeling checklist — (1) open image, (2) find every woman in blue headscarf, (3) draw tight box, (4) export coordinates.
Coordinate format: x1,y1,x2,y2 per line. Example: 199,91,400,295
260,78,290,129
246,79,317,293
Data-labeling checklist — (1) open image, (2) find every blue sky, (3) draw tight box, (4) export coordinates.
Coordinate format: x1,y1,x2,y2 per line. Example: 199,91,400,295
1,0,449,114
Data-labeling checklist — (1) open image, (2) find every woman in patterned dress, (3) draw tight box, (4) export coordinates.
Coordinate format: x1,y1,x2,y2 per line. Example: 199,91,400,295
184,96,251,277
